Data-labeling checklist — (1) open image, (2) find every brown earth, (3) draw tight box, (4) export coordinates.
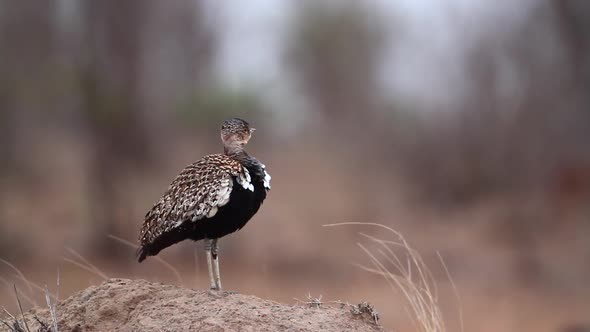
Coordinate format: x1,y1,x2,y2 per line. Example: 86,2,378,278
18,278,382,332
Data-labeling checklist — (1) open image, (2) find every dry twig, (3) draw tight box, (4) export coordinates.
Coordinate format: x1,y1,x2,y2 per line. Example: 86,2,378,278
294,293,323,308
294,295,380,325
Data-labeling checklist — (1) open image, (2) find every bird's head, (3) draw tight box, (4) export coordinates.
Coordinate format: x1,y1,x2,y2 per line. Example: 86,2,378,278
221,118,255,154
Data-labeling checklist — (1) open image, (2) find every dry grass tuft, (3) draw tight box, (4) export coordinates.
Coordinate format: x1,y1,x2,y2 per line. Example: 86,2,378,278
62,248,108,281
0,260,60,332
324,222,463,332
0,259,34,295
0,272,61,332
107,234,184,286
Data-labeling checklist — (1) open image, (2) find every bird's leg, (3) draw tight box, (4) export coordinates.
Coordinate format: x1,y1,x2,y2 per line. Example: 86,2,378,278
204,239,217,290
211,238,222,290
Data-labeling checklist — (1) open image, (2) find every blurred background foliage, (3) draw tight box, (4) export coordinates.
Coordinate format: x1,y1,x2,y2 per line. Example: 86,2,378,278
176,87,267,133
0,1,589,331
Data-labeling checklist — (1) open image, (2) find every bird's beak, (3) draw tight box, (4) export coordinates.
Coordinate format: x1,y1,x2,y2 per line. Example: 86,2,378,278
250,128,256,133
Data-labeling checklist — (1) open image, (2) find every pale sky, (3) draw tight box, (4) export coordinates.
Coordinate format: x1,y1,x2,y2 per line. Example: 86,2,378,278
209,0,539,111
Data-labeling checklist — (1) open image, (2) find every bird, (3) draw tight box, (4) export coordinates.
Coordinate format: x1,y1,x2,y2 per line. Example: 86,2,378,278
137,118,271,290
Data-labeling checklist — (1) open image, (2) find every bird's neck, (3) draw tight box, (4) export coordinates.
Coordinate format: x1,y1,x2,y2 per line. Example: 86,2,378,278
224,145,260,170
224,145,248,159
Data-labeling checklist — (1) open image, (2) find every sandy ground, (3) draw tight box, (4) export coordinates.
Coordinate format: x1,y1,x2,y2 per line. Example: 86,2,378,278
15,278,381,332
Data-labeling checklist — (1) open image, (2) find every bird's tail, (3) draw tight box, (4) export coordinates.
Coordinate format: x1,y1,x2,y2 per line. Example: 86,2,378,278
136,246,148,262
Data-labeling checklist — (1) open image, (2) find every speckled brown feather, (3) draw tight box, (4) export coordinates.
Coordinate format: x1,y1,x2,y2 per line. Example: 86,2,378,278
139,154,245,246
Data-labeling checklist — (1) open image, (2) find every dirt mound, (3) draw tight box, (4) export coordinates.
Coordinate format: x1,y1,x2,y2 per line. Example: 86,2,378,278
20,278,381,332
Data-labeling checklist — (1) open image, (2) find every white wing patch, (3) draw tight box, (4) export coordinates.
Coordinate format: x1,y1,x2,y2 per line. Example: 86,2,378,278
261,163,271,190
237,168,254,192
263,170,271,190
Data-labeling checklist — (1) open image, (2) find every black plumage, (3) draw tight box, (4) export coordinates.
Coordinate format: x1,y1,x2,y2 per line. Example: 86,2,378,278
137,118,270,289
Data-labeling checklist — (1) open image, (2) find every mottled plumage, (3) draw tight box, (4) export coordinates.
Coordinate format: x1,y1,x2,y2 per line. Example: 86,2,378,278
139,155,246,247
137,118,270,290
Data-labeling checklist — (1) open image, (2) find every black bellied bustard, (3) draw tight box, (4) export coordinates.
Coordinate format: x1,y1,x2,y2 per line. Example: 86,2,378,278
137,118,271,290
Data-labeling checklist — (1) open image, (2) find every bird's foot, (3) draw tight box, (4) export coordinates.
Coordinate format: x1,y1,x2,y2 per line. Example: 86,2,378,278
207,288,235,298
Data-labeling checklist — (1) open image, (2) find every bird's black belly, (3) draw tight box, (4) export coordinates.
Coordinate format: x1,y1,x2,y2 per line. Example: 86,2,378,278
189,176,266,240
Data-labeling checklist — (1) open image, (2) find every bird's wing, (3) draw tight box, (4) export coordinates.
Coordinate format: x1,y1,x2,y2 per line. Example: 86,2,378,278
261,163,271,191
139,154,252,247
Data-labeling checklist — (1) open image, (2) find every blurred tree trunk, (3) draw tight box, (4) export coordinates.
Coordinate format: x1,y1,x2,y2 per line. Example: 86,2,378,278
80,0,151,256
78,0,215,256
285,2,387,224
553,0,590,81
550,0,590,274
287,2,384,130
137,0,216,139
0,1,54,175
552,0,590,153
